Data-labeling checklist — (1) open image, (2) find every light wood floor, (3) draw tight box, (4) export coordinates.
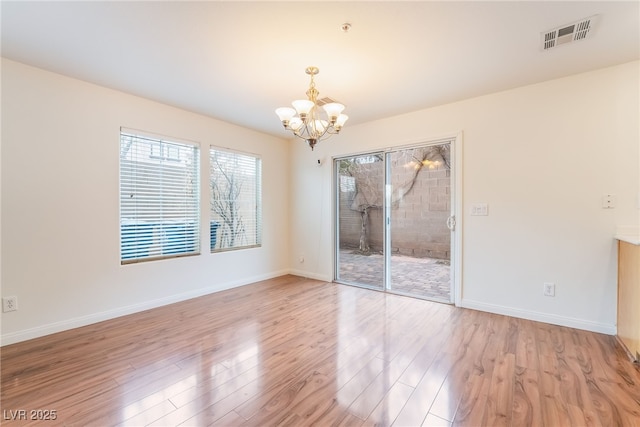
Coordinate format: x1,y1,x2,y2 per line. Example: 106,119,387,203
2,275,639,426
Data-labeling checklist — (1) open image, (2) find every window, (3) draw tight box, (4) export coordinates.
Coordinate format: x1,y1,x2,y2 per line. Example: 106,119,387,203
149,142,181,162
209,147,261,251
120,130,200,263
340,175,355,193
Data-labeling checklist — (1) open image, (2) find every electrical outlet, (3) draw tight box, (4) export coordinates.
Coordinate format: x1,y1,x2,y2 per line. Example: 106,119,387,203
543,283,555,297
602,194,616,209
2,296,18,312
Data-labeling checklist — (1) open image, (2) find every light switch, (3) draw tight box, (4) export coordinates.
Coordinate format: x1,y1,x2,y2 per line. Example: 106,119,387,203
471,203,488,216
602,194,615,209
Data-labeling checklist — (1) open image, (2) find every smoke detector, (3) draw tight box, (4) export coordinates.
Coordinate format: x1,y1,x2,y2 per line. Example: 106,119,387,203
541,15,599,51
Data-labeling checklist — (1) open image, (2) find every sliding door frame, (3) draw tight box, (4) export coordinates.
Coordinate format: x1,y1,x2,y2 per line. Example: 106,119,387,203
333,132,463,306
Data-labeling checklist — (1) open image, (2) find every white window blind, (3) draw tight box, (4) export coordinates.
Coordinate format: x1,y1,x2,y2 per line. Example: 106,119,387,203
120,130,200,263
210,147,262,251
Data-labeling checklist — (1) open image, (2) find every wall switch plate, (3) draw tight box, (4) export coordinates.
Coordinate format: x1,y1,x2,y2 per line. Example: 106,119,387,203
2,296,18,312
543,283,555,297
471,203,488,216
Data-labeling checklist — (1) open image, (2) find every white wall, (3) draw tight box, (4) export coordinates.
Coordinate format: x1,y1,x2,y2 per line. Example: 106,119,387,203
1,59,291,345
290,61,639,334
2,59,637,344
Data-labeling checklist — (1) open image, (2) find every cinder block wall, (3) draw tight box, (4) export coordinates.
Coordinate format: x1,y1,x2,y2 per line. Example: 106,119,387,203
338,156,451,259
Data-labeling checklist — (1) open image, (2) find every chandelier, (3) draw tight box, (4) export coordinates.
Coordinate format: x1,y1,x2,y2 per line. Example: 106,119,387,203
275,66,348,150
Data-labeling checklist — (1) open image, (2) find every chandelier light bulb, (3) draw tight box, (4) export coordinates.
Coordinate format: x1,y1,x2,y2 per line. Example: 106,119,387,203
292,99,314,117
275,107,296,123
335,114,349,128
312,120,328,135
322,103,345,123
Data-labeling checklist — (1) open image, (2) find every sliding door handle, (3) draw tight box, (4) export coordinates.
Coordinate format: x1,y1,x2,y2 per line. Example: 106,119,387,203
446,215,456,231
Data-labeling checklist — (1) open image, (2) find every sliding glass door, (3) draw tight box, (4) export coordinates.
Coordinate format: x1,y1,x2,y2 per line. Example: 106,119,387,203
335,141,454,303
386,144,452,302
335,153,385,290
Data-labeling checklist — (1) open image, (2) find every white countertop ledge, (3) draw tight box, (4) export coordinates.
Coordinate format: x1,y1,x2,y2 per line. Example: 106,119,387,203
615,234,640,245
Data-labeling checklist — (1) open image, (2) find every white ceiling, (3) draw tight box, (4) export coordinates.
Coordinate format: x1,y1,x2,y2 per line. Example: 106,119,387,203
2,1,639,137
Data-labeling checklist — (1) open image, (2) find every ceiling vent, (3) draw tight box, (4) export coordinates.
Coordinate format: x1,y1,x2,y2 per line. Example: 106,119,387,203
316,97,340,107
541,15,599,51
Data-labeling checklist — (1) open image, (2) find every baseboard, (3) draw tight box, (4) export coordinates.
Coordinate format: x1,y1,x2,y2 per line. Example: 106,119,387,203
1,269,291,346
460,298,616,335
288,269,332,282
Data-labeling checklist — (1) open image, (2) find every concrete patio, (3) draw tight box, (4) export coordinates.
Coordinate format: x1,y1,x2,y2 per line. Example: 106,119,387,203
336,249,451,303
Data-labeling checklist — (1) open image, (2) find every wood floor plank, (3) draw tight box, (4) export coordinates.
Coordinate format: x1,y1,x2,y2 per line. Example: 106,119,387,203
361,381,414,426
481,352,514,427
448,310,504,402
423,413,453,427
169,365,260,409
347,359,402,420
153,377,262,426
298,357,387,425
1,275,639,427
395,313,452,388
429,310,491,423
116,398,177,426
450,372,491,427
510,366,543,427
392,349,454,426
212,410,246,426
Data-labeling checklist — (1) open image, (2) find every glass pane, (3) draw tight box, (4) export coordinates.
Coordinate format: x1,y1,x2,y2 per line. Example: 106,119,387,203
388,144,451,301
336,154,385,289
209,148,262,252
